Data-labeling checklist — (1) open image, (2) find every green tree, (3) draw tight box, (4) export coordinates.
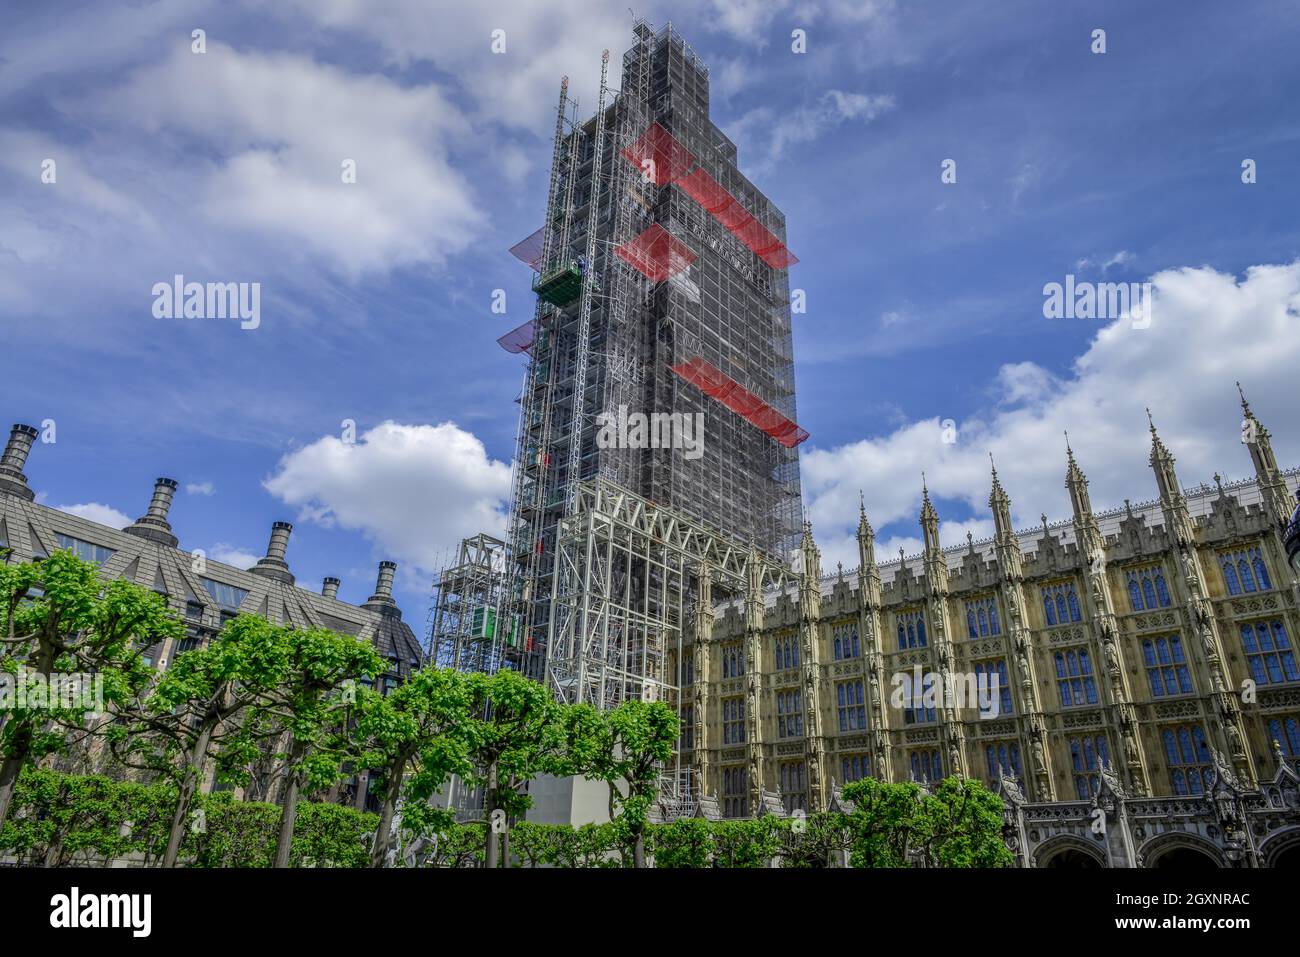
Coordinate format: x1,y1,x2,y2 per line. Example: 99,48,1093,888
108,614,293,867
460,670,588,868
914,776,1013,867
0,551,178,831
586,700,679,868
353,666,475,867
255,626,383,869
840,777,922,867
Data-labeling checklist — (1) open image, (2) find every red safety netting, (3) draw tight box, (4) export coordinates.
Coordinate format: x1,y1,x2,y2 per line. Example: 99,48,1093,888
620,122,696,187
615,224,697,282
670,356,810,448
672,166,798,269
508,226,547,270
497,319,536,355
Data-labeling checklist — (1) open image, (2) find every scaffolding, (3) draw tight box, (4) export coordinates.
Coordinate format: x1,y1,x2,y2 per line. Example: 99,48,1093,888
545,477,793,787
499,19,808,674
427,534,512,674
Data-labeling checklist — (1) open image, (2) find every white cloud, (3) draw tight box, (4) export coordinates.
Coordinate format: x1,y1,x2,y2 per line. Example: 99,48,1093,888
54,502,132,529
728,91,894,174
79,42,483,278
804,262,1300,570
186,482,215,497
263,420,512,575
209,544,259,570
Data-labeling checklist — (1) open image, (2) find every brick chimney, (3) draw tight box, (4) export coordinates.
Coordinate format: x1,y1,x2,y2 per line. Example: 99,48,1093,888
322,576,341,600
250,521,295,584
124,478,180,547
0,424,38,501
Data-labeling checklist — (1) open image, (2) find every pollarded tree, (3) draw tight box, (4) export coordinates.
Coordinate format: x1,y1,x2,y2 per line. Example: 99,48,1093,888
460,670,594,868
255,626,384,869
0,551,179,831
586,700,679,868
107,614,294,867
913,775,1013,868
840,777,925,867
353,666,475,867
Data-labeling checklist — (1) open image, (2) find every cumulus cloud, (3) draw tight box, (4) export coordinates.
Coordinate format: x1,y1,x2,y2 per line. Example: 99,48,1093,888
803,262,1300,572
209,544,259,570
54,503,132,529
263,421,512,575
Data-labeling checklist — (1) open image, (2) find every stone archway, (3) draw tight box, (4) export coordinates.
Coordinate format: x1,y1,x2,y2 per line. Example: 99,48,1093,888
1260,828,1300,868
1140,833,1225,869
1034,836,1107,868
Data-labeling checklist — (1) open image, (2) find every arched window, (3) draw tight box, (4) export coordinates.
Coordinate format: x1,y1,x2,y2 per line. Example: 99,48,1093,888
1067,588,1081,622
967,610,978,639
1241,620,1299,685
1057,647,1097,706
1056,592,1068,623
833,635,842,659
1222,558,1242,595
1070,735,1110,798
1253,551,1272,590
1128,577,1142,612
1154,570,1171,606
1267,717,1300,759
1145,635,1192,696
898,622,906,650
1164,724,1212,795
917,619,927,647
1142,576,1157,610
1239,559,1256,593
988,604,1001,634
1044,594,1057,626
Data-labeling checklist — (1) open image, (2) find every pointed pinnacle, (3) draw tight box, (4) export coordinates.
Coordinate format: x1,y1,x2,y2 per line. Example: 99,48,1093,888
1236,381,1253,417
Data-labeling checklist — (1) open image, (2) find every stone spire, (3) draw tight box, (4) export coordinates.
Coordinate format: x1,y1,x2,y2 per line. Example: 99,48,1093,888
1147,409,1183,507
920,474,941,556
989,454,1014,542
1065,432,1093,520
1237,382,1291,528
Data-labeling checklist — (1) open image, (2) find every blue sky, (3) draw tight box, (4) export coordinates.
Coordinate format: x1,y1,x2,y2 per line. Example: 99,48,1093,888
3,0,1298,618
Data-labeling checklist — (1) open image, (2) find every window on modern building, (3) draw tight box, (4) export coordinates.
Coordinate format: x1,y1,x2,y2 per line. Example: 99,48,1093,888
1142,636,1194,696
721,643,745,679
974,659,1014,716
897,610,927,649
722,766,748,818
779,761,807,813
53,532,116,566
909,750,943,783
985,741,1023,787
773,634,800,671
1126,564,1172,611
836,679,866,732
1041,583,1082,626
965,598,1001,638
1069,735,1111,799
722,696,746,744
1162,725,1212,795
1219,546,1272,596
1055,648,1098,707
776,689,803,738
1240,620,1300,686
832,622,861,660
199,577,249,611
1267,716,1300,760
841,754,869,784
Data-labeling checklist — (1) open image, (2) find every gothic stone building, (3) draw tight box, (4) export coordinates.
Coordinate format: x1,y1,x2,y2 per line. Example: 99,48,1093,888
677,396,1300,866
0,421,424,812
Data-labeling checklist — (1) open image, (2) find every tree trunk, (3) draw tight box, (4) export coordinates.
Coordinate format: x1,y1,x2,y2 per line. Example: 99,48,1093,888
0,754,24,832
484,762,499,869
163,721,215,868
272,738,306,869
633,828,646,869
370,760,405,868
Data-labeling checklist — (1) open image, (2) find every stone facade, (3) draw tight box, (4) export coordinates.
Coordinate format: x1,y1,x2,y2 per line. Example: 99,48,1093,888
679,394,1300,865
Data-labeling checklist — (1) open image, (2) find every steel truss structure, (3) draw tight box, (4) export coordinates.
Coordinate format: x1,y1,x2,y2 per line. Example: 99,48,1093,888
546,477,793,705
427,533,511,674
